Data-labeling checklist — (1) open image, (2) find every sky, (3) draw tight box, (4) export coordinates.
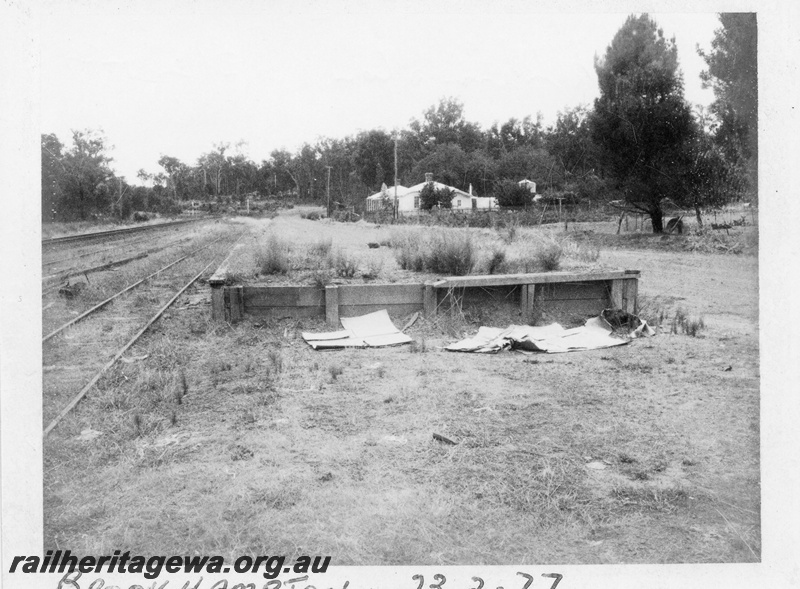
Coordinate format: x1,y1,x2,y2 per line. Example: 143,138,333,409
39,0,722,182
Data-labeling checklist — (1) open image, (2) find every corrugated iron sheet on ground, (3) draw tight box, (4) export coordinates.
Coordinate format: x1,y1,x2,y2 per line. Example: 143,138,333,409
302,309,413,350
446,315,654,354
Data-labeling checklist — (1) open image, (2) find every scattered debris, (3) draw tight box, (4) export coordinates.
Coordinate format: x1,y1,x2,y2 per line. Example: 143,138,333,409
319,472,334,482
120,354,149,363
433,433,457,445
230,444,254,461
401,312,420,332
446,313,654,354
367,242,380,248
378,435,408,446
302,310,412,349
177,293,208,308
76,428,103,441
58,281,87,299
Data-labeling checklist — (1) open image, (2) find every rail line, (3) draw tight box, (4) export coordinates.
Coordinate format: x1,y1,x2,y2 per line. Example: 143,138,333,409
43,261,217,436
42,216,213,247
42,233,233,342
42,232,244,436
42,231,184,268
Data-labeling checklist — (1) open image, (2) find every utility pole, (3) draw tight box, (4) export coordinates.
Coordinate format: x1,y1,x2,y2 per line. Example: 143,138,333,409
325,166,332,217
393,135,399,220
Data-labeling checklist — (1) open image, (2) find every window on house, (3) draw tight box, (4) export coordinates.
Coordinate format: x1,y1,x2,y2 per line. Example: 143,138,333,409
414,196,419,209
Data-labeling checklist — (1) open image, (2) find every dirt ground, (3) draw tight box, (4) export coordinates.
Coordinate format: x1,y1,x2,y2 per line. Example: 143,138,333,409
43,212,760,565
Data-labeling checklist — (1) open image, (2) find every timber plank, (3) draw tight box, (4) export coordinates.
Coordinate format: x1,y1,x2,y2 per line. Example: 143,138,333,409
243,286,325,307
436,270,634,288
338,283,424,305
540,298,608,317
538,281,609,301
244,306,325,319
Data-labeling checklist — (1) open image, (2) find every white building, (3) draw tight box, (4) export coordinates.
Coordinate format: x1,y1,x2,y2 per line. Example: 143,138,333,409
368,173,498,214
365,184,409,212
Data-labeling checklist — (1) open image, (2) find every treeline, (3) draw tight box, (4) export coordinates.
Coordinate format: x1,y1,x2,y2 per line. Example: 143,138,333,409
42,14,756,232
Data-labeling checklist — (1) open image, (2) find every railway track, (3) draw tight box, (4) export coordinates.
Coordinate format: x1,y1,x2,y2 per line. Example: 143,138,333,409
42,216,214,248
42,228,244,436
41,234,195,287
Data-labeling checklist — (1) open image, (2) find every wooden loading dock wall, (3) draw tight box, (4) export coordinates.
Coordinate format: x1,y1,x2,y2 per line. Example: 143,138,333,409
209,270,640,326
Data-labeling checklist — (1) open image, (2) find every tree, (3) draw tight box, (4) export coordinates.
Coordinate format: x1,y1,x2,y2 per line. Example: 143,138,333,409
494,180,533,208
41,133,65,221
590,14,696,232
419,183,453,210
411,144,469,190
698,13,757,193
59,130,115,220
158,155,190,199
353,129,394,191
683,128,748,225
197,143,228,197
409,97,484,155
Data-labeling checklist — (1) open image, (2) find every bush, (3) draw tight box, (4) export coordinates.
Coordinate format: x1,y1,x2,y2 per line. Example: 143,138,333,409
514,236,563,272
494,180,534,208
424,231,475,275
486,247,508,274
308,237,333,257
255,234,292,275
334,249,359,278
535,240,563,271
420,184,454,210
393,235,426,271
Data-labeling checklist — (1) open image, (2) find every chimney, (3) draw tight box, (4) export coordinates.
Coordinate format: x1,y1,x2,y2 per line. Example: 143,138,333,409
425,172,433,184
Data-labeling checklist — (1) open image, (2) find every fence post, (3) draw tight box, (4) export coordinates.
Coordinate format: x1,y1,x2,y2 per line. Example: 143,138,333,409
229,285,243,323
325,285,339,326
424,283,437,318
210,279,225,321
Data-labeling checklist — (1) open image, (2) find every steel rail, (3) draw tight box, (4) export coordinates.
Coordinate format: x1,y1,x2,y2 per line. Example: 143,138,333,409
43,258,219,437
42,216,212,247
42,234,231,343
42,232,177,267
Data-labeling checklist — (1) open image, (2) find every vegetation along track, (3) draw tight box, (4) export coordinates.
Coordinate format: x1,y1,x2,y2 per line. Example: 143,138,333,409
42,222,244,435
41,216,211,247
42,232,193,278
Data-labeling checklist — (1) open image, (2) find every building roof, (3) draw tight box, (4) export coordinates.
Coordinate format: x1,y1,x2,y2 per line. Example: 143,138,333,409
405,180,472,199
366,185,409,200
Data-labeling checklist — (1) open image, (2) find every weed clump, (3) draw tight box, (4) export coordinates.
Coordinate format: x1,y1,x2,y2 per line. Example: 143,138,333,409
670,308,706,336
308,236,333,257
256,234,292,275
486,247,508,274
334,249,360,278
425,231,475,275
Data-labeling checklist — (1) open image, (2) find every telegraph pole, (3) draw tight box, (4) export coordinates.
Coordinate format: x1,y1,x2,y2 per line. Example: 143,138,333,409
325,166,332,217
393,135,399,220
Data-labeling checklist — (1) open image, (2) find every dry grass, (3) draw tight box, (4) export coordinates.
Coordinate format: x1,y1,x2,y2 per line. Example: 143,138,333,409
42,211,760,565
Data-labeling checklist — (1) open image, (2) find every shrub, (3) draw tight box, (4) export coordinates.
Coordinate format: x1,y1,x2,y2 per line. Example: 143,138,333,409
535,240,563,271
420,184,454,210
308,236,333,257
670,308,706,336
513,236,563,272
424,231,475,275
256,234,292,275
334,249,359,278
494,180,535,208
486,247,508,274
362,257,384,280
